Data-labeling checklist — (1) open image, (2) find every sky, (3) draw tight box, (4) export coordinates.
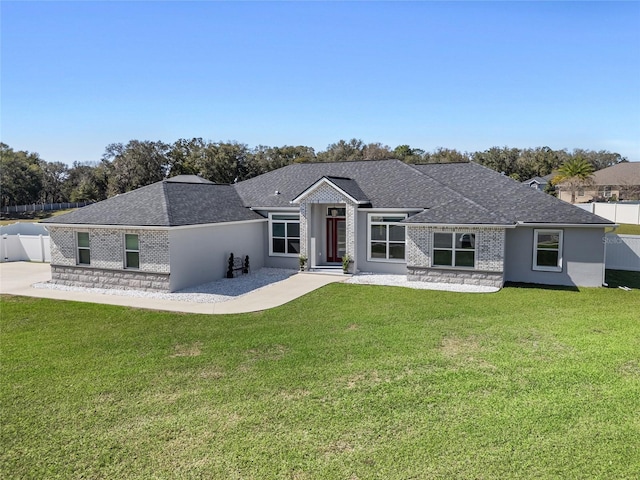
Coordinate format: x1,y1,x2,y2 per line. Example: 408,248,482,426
2,1,639,165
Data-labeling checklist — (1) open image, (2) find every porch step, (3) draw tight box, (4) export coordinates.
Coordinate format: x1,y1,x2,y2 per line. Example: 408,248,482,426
306,266,349,276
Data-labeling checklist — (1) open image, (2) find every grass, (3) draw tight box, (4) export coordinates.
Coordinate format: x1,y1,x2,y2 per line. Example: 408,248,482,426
1,285,639,479
0,209,76,225
609,223,640,235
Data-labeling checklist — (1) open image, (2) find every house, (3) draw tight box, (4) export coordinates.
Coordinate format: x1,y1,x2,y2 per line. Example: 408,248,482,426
43,160,614,292
522,173,554,192
557,162,640,203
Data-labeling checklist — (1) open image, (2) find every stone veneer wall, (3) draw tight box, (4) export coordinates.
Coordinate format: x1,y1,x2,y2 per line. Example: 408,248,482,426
50,265,170,292
48,226,171,292
406,226,506,288
295,182,357,263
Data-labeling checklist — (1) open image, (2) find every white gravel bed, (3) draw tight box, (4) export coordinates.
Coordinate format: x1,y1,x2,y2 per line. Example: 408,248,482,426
33,268,297,303
345,272,499,293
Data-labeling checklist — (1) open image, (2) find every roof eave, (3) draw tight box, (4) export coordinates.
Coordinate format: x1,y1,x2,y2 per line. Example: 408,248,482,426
403,222,516,228
516,221,615,228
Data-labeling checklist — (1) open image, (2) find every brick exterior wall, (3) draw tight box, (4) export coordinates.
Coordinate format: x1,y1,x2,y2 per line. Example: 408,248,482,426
299,203,309,258
406,226,506,288
48,226,171,292
295,182,357,262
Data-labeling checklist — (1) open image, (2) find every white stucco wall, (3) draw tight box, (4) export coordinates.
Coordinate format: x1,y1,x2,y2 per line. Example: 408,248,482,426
168,220,266,291
356,211,408,274
504,227,606,287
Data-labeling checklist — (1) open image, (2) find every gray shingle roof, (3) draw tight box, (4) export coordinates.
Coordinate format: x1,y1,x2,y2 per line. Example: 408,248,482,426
404,198,513,225
44,161,613,227
43,179,263,226
166,175,215,184
234,159,459,209
324,177,370,203
410,162,612,225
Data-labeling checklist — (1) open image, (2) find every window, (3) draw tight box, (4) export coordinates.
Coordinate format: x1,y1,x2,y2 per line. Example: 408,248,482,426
327,207,346,217
124,234,140,269
577,188,584,197
433,232,476,268
603,186,612,198
533,230,563,272
270,214,300,256
368,215,406,261
77,232,90,265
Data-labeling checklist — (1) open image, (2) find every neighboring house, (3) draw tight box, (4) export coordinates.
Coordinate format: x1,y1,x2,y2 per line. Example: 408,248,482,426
522,174,554,192
557,162,640,204
43,161,613,292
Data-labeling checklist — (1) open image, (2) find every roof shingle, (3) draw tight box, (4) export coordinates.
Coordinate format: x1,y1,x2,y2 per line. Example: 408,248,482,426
43,179,263,226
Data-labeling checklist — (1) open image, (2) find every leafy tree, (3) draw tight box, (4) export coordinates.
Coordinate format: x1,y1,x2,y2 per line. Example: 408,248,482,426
103,140,170,195
247,145,316,177
197,141,250,184
473,147,519,175
393,145,425,163
361,142,394,160
425,147,471,164
0,143,43,207
552,157,595,204
64,161,110,202
39,161,68,203
571,149,626,171
167,138,207,177
516,147,562,180
316,139,366,163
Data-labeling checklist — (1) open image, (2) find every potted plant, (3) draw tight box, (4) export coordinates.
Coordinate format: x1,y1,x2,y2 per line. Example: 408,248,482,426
299,255,307,271
341,254,352,274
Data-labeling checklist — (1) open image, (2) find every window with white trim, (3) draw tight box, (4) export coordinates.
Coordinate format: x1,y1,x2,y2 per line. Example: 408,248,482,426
368,214,406,261
77,232,91,265
270,214,300,256
533,229,563,272
433,232,476,268
124,234,140,269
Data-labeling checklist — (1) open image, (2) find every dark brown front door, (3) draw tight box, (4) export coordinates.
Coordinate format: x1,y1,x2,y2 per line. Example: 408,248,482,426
326,218,346,262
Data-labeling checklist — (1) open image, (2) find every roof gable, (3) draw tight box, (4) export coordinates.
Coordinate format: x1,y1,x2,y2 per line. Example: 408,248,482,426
291,176,370,204
234,159,461,209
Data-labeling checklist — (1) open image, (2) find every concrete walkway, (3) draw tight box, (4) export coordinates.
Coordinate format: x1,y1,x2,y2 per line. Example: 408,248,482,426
0,262,346,314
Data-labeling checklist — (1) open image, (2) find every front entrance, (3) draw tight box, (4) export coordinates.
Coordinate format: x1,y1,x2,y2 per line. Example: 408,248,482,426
326,218,346,262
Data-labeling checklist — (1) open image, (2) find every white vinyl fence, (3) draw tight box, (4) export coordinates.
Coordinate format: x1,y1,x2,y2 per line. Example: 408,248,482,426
1,201,93,214
577,203,640,225
605,234,640,272
0,223,51,263
0,234,50,263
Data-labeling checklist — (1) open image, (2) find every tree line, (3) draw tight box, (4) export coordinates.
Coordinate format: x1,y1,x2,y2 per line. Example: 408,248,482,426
0,139,628,208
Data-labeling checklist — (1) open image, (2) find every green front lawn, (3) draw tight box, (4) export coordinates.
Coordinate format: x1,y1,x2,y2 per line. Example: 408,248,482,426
0,208,77,225
2,285,639,479
610,223,640,235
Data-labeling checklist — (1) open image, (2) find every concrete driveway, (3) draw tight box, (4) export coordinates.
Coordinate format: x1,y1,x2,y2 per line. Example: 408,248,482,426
0,262,345,314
